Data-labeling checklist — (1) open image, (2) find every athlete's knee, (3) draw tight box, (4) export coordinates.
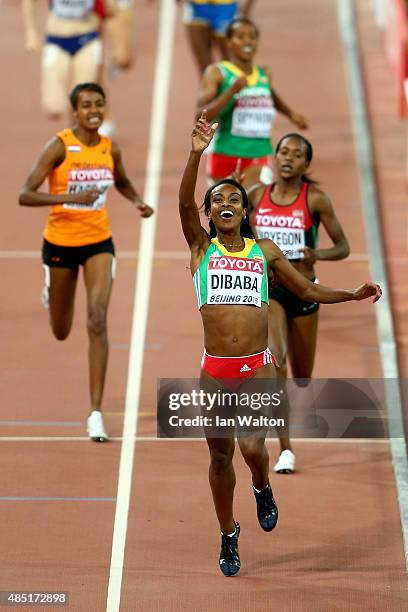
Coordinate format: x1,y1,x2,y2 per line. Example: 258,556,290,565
87,306,108,337
209,446,234,473
293,375,312,387
291,363,313,384
42,96,65,120
239,440,265,465
51,322,71,341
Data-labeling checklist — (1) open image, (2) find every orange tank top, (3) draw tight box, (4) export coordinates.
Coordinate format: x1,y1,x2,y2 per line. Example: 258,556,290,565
44,129,114,247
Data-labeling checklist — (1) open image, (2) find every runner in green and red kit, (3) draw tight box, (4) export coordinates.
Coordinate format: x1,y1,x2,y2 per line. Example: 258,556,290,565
196,17,308,183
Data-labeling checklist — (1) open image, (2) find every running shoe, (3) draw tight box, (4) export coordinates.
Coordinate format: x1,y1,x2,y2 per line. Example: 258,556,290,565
273,449,295,474
219,522,240,577
87,410,109,442
253,483,278,532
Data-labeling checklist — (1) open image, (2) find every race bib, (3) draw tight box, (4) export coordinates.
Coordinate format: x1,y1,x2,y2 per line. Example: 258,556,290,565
256,226,305,260
63,166,114,211
231,96,276,139
52,0,94,20
207,255,264,307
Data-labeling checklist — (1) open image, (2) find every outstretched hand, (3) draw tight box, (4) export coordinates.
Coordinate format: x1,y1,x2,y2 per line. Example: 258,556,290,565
192,110,218,153
352,282,382,303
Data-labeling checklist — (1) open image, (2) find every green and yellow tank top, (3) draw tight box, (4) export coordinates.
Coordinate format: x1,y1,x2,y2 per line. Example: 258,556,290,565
213,61,275,158
193,238,269,309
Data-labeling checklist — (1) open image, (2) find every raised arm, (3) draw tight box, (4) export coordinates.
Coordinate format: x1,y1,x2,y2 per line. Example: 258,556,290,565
259,239,381,304
19,137,100,208
302,188,350,265
196,65,246,122
111,142,153,217
179,112,217,250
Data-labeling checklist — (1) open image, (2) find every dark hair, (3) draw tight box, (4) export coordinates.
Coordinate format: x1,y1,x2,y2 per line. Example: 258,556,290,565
202,179,254,239
275,133,318,185
225,17,259,39
69,82,106,109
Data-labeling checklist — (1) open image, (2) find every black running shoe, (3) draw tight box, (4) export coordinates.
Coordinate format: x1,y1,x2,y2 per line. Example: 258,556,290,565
219,522,240,577
253,483,278,532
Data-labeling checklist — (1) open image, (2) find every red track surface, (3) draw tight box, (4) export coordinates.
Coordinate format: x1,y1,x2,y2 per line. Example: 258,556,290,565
0,1,407,610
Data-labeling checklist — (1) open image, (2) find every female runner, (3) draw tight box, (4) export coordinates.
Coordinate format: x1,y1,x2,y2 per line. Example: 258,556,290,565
179,112,381,576
19,82,153,441
196,17,308,184
247,133,351,473
22,0,117,119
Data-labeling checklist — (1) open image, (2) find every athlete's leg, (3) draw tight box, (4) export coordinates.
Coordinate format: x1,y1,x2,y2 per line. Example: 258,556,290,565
41,44,71,118
104,5,134,70
185,24,213,74
213,33,229,62
268,299,293,452
48,267,79,339
287,311,319,379
238,363,278,532
201,370,236,534
205,435,236,534
237,362,275,489
83,252,114,412
72,38,103,84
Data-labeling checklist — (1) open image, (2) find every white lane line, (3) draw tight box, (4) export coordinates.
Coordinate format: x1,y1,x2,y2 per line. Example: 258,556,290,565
105,2,177,611
338,0,408,571
0,250,375,261
0,436,389,444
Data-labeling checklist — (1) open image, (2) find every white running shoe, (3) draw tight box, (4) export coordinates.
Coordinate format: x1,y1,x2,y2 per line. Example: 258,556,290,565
273,449,295,474
87,410,109,442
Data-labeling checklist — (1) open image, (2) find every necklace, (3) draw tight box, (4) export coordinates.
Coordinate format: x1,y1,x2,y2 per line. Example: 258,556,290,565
218,238,245,249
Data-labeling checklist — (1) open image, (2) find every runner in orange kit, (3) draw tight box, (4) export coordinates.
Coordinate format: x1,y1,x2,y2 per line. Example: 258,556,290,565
19,82,153,441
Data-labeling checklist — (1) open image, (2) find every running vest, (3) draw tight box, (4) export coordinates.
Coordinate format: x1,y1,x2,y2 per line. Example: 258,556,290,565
213,62,275,158
194,238,269,309
45,129,114,247
49,0,95,19
253,182,319,261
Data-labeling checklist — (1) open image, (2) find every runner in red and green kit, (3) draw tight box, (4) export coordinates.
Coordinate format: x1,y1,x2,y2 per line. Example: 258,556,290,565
196,17,308,183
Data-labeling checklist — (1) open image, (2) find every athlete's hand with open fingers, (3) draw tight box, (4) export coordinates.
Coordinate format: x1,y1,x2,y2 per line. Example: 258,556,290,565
192,110,218,153
352,282,382,303
71,189,101,206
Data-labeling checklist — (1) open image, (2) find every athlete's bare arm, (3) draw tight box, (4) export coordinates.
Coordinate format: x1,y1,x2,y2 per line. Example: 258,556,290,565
19,137,100,207
22,0,40,52
111,142,153,217
303,187,350,264
196,65,246,122
240,0,256,17
179,113,217,266
258,238,382,304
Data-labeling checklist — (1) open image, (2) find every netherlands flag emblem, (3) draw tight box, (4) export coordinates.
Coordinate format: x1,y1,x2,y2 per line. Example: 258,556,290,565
68,145,81,152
